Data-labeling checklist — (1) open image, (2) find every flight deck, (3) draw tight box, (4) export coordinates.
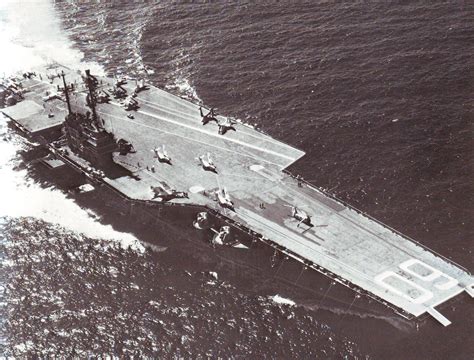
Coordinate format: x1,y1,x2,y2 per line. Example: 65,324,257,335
2,66,472,326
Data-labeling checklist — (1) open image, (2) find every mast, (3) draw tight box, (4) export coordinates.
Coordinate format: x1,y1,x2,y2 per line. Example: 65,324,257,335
60,71,72,115
84,69,102,129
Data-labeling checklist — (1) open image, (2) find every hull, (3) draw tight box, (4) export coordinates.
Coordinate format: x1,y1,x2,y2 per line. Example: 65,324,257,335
19,142,405,322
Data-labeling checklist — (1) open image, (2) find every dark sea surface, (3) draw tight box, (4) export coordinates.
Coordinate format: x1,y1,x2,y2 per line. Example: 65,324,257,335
0,1,473,358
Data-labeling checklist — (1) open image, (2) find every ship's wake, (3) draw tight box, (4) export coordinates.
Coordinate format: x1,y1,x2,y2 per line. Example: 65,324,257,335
165,50,203,103
0,0,139,249
0,2,369,357
0,117,142,250
0,0,103,75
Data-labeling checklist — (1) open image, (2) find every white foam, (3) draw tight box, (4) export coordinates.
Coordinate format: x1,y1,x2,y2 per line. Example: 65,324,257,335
232,243,249,249
270,294,296,306
170,76,202,102
77,184,95,193
0,1,142,251
0,122,142,251
0,0,103,75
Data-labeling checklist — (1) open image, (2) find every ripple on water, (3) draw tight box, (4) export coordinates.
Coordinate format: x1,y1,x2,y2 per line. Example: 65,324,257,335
0,218,363,358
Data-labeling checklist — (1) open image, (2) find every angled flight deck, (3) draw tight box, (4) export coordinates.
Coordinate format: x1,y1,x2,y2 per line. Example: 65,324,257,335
2,65,472,326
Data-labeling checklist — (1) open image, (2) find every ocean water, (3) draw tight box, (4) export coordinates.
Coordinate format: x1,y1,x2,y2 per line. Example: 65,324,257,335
1,1,473,358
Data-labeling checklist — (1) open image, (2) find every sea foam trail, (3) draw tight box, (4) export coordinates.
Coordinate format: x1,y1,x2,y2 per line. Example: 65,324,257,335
270,294,296,306
0,1,141,250
0,0,103,75
0,119,142,251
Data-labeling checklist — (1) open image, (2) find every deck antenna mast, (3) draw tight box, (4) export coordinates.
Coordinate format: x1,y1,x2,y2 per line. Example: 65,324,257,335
60,71,72,115
84,69,103,129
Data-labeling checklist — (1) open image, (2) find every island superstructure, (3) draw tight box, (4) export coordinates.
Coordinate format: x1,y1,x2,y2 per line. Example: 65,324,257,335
1,64,472,326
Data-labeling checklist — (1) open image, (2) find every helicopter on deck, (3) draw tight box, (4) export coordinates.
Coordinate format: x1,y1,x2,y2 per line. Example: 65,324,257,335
198,153,217,173
286,205,312,228
152,145,172,164
199,107,218,125
151,183,188,202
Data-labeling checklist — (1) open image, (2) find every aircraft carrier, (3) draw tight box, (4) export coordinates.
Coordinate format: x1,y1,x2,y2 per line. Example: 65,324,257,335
1,64,472,326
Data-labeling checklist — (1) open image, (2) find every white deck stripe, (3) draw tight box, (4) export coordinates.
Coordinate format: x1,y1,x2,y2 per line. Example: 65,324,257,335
109,102,296,162
97,109,283,167
137,95,299,149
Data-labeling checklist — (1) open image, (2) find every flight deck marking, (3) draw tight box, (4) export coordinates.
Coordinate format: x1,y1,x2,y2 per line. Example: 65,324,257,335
400,259,458,291
25,82,46,90
374,259,459,305
219,172,264,181
137,96,297,150
374,271,433,304
109,102,295,163
97,109,283,168
99,105,282,167
142,86,306,161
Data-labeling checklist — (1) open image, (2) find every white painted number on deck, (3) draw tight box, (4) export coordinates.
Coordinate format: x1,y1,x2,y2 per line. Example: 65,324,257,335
374,259,459,304
374,271,433,304
399,259,458,291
